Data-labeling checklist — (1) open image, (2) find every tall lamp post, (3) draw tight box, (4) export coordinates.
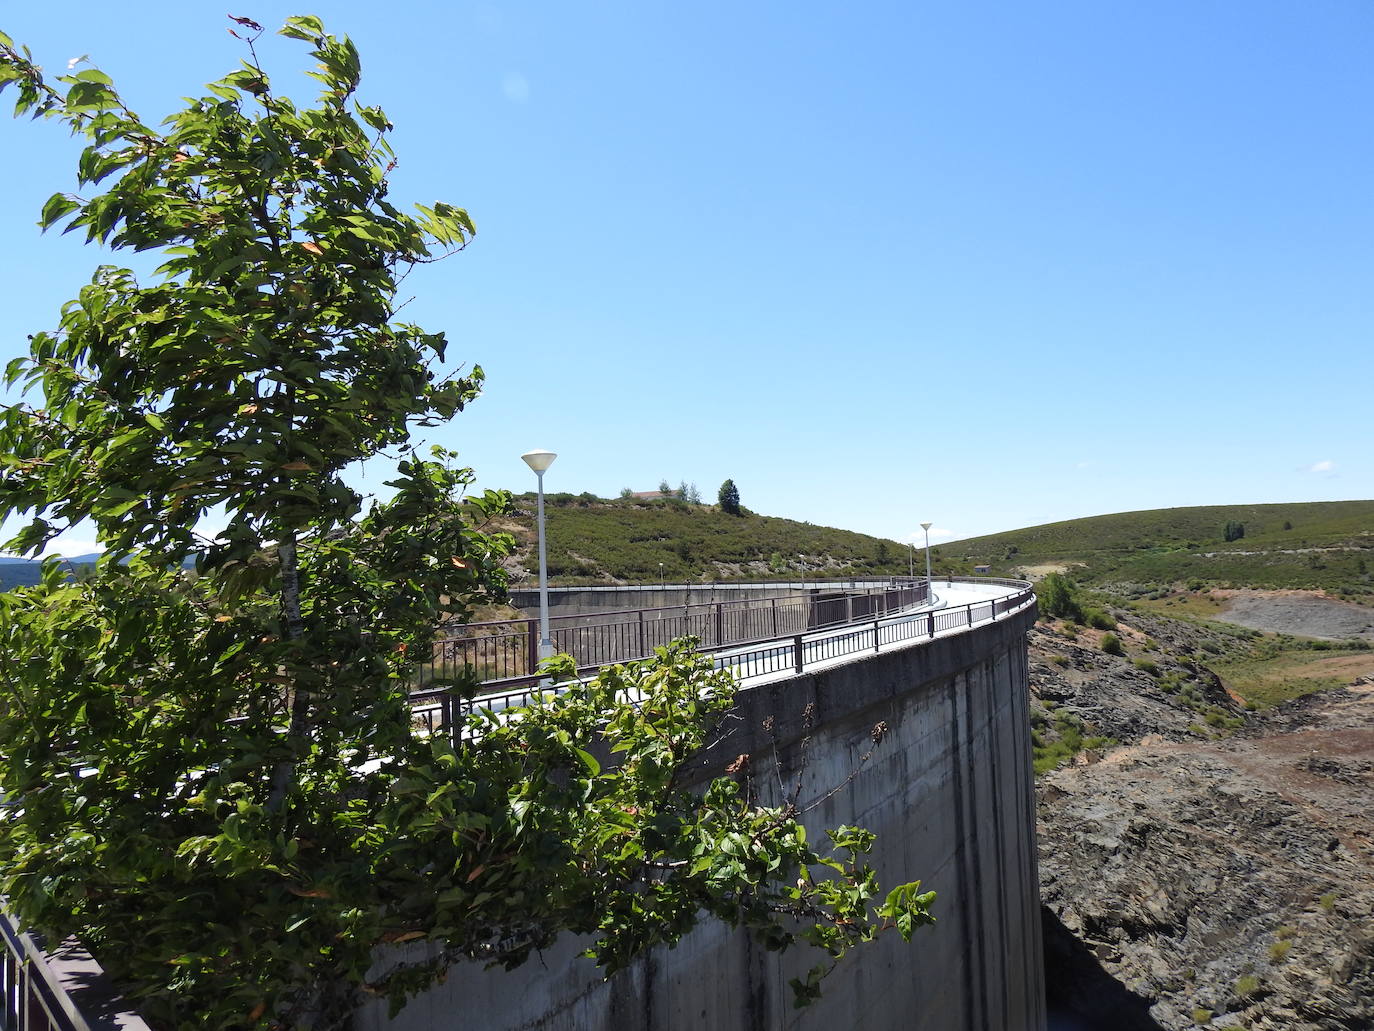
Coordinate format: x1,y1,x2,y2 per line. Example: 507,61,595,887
920,521,933,597
521,449,557,660
908,541,915,578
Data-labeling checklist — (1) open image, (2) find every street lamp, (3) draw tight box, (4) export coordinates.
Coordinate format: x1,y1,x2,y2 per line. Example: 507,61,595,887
659,561,665,589
521,449,557,660
908,541,915,578
920,522,933,597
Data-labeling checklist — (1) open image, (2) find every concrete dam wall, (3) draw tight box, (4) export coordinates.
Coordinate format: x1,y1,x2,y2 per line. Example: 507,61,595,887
358,603,1045,1031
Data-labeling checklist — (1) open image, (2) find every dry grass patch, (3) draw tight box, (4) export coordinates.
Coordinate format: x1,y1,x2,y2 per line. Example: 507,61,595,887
1213,649,1374,708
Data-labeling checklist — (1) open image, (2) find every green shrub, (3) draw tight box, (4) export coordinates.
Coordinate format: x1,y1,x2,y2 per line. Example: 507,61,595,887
1191,1009,1213,1025
1036,573,1083,620
1268,939,1292,963
1050,655,1069,667
1319,892,1337,914
1084,608,1117,631
1234,974,1260,999
1133,658,1160,676
1100,633,1124,656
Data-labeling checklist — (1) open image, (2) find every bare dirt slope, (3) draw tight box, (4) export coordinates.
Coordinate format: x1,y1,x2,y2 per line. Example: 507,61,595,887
1216,591,1374,641
1039,679,1374,1030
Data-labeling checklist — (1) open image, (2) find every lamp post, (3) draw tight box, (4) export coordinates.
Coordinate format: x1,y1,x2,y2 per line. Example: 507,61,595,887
909,541,915,578
920,521,933,597
521,449,557,660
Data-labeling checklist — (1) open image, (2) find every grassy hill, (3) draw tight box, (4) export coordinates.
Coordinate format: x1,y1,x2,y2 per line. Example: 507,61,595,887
945,500,1374,597
502,492,959,585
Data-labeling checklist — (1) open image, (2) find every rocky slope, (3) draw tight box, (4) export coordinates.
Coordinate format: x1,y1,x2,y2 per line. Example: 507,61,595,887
1032,614,1374,1030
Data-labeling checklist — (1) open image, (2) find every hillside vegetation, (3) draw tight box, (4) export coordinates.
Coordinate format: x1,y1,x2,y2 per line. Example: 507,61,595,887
949,500,1374,597
502,493,957,585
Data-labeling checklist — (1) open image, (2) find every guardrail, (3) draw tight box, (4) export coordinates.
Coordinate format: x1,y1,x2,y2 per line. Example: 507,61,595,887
0,904,150,1031
412,578,1036,742
417,577,932,692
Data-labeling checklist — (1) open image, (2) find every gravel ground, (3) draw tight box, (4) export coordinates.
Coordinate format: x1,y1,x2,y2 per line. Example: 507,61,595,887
1217,592,1374,641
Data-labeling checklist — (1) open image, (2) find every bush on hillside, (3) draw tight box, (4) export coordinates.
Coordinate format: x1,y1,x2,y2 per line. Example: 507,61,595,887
1083,608,1117,631
1100,633,1125,656
1035,573,1083,620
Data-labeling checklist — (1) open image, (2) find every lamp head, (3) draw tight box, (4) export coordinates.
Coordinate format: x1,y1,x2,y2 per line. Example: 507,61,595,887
920,521,932,532
521,450,557,474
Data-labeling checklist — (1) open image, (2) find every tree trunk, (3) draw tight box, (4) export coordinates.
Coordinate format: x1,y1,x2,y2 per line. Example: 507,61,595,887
268,532,309,813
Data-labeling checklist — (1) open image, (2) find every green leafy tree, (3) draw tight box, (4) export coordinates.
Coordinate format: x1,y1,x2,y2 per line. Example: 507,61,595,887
1035,572,1083,621
1223,520,1246,542
0,18,933,1030
718,477,741,516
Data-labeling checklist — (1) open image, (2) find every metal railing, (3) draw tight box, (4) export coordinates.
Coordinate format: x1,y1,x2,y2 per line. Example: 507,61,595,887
416,578,933,693
0,904,150,1031
412,578,1035,741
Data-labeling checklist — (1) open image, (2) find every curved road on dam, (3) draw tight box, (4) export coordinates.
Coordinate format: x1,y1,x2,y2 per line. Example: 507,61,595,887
711,577,1034,686
416,577,1035,732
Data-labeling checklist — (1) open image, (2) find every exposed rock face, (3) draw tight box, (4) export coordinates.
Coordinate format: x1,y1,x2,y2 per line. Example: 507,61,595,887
1028,618,1239,747
1037,676,1374,1029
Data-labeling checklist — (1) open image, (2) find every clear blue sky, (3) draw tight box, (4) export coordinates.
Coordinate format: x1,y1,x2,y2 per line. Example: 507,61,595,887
2,2,1371,555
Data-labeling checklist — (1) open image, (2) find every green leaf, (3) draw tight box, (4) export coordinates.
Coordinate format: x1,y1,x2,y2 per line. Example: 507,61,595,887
39,192,79,230
279,15,326,41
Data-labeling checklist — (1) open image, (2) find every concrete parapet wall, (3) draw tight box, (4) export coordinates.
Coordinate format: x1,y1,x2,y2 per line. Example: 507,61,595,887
358,605,1045,1031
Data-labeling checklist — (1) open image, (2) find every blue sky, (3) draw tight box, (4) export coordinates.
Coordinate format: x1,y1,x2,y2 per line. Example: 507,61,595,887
1,1,1370,555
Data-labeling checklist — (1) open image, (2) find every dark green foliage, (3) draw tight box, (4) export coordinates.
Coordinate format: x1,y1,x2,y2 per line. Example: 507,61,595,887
1083,608,1117,631
1035,573,1083,620
1223,520,1246,543
1100,633,1124,656
718,478,742,516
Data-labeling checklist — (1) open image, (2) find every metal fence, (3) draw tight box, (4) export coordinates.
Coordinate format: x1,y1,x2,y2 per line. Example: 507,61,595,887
0,905,150,1031
411,577,1035,742
416,578,933,692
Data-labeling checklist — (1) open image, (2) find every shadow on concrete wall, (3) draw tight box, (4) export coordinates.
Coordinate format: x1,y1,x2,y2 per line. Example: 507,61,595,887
1042,906,1163,1031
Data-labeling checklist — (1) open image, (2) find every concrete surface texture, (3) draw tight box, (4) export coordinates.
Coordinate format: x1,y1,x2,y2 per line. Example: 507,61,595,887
358,598,1046,1031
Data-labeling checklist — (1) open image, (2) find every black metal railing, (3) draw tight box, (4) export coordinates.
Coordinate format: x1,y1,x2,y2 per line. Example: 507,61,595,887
0,904,150,1031
411,578,1035,741
416,578,933,693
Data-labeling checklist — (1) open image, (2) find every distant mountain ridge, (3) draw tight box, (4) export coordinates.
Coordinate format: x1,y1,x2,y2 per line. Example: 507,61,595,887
0,553,103,588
